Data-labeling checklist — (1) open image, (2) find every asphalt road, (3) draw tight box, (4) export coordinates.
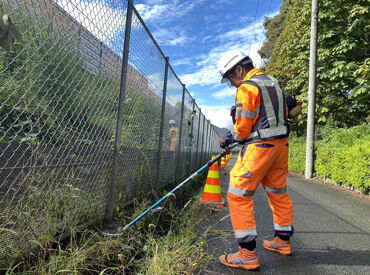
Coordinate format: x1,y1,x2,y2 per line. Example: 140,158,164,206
196,155,370,274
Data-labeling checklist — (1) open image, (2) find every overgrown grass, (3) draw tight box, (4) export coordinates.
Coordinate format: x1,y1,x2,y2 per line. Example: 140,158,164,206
2,173,212,274
0,168,107,267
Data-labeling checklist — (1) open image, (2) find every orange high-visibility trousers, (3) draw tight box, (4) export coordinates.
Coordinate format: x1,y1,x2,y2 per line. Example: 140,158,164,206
227,137,293,244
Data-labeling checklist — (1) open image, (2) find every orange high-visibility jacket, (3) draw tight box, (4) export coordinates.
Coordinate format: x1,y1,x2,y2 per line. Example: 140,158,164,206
230,69,289,144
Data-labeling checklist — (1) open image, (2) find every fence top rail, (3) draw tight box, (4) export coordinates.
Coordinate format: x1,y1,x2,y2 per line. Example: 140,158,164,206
132,4,199,106
185,87,196,103
132,6,166,61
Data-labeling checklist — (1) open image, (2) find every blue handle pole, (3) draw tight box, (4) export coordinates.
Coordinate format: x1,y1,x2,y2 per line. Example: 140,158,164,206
105,143,238,236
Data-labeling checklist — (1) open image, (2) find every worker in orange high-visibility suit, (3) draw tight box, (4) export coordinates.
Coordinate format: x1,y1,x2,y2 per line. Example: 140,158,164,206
168,120,179,152
217,49,295,270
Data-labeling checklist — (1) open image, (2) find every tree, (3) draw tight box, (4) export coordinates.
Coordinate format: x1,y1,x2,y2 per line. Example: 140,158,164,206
258,0,289,63
265,0,369,133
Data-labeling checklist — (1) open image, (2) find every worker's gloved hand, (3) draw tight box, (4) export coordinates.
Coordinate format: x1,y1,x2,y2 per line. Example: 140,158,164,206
285,93,302,119
220,130,235,149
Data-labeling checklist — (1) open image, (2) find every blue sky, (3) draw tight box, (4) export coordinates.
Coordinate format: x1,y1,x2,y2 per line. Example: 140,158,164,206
135,0,282,129
55,0,282,129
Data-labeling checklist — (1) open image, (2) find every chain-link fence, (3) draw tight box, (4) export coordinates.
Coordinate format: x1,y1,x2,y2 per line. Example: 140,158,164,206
0,0,226,264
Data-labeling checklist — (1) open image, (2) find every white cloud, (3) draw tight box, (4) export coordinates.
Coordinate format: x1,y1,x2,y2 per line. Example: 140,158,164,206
135,0,207,47
55,0,126,42
200,35,213,43
179,39,264,88
199,105,233,129
218,24,264,41
135,1,203,25
216,0,235,3
152,28,190,46
135,3,167,21
168,36,187,46
178,11,278,88
212,87,237,100
180,64,220,87
172,57,192,66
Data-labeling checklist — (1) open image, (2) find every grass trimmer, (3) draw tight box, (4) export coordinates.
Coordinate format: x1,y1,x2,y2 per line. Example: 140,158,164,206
102,142,239,237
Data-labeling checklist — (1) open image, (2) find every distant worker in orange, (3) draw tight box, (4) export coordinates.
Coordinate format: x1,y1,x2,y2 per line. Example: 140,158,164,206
168,120,179,152
217,49,299,270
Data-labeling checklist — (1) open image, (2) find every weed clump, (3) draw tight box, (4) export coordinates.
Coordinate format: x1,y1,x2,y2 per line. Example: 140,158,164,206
3,173,210,274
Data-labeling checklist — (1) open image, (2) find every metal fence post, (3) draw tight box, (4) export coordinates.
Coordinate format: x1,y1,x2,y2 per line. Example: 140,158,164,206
187,100,196,173
202,120,207,163
210,127,213,155
204,120,210,162
200,115,206,167
212,129,215,155
213,127,216,154
210,125,213,154
194,108,201,169
208,122,211,157
155,56,170,188
175,84,186,182
106,0,133,221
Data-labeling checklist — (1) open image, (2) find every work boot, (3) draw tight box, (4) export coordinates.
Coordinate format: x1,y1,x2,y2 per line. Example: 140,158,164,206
219,247,260,270
263,237,293,255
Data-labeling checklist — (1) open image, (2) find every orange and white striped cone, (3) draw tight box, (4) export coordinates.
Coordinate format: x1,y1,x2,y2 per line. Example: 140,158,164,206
220,156,227,168
199,156,225,207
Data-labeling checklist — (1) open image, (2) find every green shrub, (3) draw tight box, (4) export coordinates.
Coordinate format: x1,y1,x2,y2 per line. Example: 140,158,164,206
316,125,370,193
289,124,370,193
288,137,306,174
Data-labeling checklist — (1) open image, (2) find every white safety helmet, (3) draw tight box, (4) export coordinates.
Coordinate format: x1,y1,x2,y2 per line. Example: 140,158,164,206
169,120,176,126
217,49,253,83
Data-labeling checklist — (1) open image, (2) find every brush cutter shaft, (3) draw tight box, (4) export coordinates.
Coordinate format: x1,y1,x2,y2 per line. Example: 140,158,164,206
109,142,239,235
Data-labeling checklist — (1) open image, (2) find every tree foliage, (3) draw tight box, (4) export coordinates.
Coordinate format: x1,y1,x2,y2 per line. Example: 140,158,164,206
261,0,369,132
258,0,288,61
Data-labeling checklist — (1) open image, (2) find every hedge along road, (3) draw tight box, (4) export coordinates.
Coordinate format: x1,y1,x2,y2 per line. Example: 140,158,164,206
196,155,370,274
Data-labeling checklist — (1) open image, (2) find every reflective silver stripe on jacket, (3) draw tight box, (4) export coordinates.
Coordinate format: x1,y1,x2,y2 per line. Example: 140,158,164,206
246,76,287,139
274,224,292,231
228,186,255,196
265,186,286,194
231,128,244,142
235,109,256,119
234,228,257,238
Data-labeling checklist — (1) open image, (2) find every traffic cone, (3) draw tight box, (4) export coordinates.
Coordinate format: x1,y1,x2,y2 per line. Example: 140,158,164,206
220,156,227,168
199,156,225,207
